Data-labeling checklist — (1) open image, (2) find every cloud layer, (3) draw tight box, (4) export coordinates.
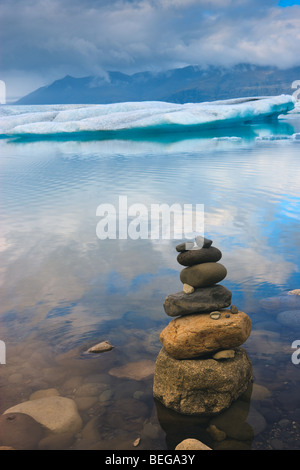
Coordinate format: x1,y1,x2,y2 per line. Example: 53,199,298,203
1,0,300,99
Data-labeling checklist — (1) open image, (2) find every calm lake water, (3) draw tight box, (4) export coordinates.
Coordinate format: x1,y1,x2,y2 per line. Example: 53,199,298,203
0,108,300,450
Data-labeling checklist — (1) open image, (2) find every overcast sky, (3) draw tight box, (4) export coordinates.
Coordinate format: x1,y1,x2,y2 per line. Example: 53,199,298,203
1,0,300,101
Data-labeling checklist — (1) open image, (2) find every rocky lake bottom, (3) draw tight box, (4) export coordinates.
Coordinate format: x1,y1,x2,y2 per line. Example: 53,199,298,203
1,289,300,450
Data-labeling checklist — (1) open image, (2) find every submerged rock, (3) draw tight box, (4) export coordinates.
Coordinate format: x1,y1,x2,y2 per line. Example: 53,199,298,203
210,398,266,441
277,310,300,327
175,438,212,450
260,294,300,311
30,388,59,400
288,289,300,296
0,413,45,450
153,347,252,416
163,285,232,317
250,383,271,401
160,310,251,359
87,340,114,354
180,262,227,288
38,432,75,450
3,396,82,435
108,359,155,381
206,424,226,442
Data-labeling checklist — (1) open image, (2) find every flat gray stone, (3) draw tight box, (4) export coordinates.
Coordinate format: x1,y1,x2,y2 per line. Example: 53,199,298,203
177,246,222,267
180,262,227,288
176,242,195,252
163,284,232,317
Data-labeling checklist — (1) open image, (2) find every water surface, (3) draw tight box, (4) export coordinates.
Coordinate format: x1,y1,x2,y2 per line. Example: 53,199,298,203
0,111,300,450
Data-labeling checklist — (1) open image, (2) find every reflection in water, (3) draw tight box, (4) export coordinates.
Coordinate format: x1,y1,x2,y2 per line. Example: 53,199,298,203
0,116,300,449
155,382,255,451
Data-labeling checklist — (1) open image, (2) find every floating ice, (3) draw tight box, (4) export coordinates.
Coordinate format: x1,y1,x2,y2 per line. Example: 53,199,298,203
255,132,300,141
0,95,296,137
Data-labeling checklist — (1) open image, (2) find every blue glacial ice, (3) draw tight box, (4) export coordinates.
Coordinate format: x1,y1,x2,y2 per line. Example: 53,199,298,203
0,95,296,137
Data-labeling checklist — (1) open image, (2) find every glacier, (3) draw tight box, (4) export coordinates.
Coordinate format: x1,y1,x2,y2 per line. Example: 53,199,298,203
0,95,296,137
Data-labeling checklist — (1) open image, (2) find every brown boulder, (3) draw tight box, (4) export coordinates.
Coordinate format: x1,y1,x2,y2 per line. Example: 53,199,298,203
160,310,251,359
163,284,232,317
153,347,253,416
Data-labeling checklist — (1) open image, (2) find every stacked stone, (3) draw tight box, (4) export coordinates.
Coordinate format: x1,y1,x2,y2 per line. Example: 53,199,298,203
153,236,253,416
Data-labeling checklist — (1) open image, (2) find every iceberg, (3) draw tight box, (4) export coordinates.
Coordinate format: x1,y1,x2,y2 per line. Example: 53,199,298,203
0,95,296,137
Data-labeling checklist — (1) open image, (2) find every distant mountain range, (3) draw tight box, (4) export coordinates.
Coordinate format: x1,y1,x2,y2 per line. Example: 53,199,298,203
16,64,300,105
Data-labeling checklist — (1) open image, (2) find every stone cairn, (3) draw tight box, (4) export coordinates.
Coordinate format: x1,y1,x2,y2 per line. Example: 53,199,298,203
153,236,253,416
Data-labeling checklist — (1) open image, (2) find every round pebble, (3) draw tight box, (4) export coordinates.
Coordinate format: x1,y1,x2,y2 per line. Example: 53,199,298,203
230,305,239,314
210,311,221,320
183,283,194,294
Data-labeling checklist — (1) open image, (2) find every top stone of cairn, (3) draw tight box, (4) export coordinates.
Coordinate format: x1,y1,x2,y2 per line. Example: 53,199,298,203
176,236,221,267
176,235,212,253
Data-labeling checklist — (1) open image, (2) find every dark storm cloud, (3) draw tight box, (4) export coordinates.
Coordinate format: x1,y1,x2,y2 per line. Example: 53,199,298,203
1,0,300,99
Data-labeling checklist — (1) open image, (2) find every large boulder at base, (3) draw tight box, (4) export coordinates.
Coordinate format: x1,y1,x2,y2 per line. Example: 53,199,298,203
3,396,82,435
180,263,227,288
163,285,232,317
153,347,252,416
177,246,222,267
160,310,251,359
